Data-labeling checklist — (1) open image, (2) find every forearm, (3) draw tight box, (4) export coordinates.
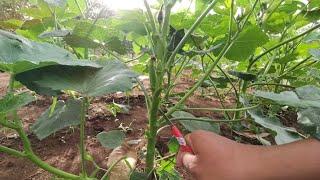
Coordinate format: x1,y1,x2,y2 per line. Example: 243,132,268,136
250,138,320,180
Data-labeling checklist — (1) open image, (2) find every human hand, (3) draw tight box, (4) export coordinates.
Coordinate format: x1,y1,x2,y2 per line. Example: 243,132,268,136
176,130,257,180
176,130,320,180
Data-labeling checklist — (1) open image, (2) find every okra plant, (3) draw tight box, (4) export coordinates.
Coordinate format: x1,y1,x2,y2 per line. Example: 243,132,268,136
0,0,320,179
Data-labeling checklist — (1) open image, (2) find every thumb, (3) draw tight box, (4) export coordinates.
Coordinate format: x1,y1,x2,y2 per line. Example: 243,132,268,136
176,133,198,168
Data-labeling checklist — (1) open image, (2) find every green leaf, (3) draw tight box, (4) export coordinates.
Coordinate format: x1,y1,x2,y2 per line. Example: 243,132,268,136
31,99,82,140
0,93,35,113
168,138,179,153
303,31,320,43
0,30,101,73
247,107,301,144
130,171,148,180
297,107,320,139
171,111,220,133
66,0,86,15
309,49,320,60
214,25,269,61
254,85,320,108
15,60,137,97
105,37,131,55
111,10,147,35
0,19,24,30
241,98,301,145
38,29,71,38
44,0,66,7
97,130,125,149
200,15,231,38
228,71,257,81
274,53,298,64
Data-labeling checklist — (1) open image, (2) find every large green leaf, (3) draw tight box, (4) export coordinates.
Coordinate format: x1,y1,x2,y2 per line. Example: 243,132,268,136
200,15,232,38
309,49,320,60
171,111,220,133
254,85,320,108
241,98,301,144
246,107,301,144
97,130,125,149
31,99,81,140
213,25,269,61
0,93,35,113
15,60,137,97
0,30,101,73
254,86,320,140
64,21,119,48
38,29,71,38
297,107,320,139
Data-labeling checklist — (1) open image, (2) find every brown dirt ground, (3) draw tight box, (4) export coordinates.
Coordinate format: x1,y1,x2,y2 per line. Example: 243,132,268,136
0,72,292,180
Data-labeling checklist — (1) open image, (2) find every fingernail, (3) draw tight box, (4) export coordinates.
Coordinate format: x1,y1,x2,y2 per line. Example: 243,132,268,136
182,153,197,169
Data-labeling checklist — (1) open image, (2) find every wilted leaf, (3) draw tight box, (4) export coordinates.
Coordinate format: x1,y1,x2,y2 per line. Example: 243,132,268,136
97,130,125,149
171,111,220,133
16,60,137,97
0,93,35,113
31,99,82,140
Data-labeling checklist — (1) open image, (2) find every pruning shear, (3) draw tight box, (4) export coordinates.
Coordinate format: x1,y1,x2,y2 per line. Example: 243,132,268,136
171,124,193,153
160,109,193,153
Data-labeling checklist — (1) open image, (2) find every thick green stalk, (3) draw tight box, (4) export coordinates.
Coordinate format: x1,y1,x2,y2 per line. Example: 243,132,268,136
146,89,162,173
7,74,15,93
143,0,157,32
146,90,161,173
80,97,89,177
166,0,219,66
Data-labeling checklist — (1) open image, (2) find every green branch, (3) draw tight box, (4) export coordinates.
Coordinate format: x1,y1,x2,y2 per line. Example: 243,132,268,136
169,117,244,123
247,83,295,89
166,0,219,66
0,145,26,158
249,24,320,69
183,104,259,112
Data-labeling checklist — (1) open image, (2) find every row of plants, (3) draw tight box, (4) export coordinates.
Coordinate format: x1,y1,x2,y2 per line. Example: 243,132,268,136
0,0,320,179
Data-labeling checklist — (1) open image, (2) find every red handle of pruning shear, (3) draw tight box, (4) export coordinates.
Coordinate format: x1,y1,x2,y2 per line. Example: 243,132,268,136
171,125,193,153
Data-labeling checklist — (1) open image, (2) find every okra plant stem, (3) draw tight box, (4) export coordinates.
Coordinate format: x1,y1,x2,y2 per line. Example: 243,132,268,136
79,97,89,177
0,121,80,179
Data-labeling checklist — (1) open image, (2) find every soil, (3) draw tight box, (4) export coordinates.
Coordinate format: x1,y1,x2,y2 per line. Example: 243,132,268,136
0,72,299,180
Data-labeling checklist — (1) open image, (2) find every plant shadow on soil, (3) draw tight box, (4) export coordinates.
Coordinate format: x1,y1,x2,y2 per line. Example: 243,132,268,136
0,73,299,180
